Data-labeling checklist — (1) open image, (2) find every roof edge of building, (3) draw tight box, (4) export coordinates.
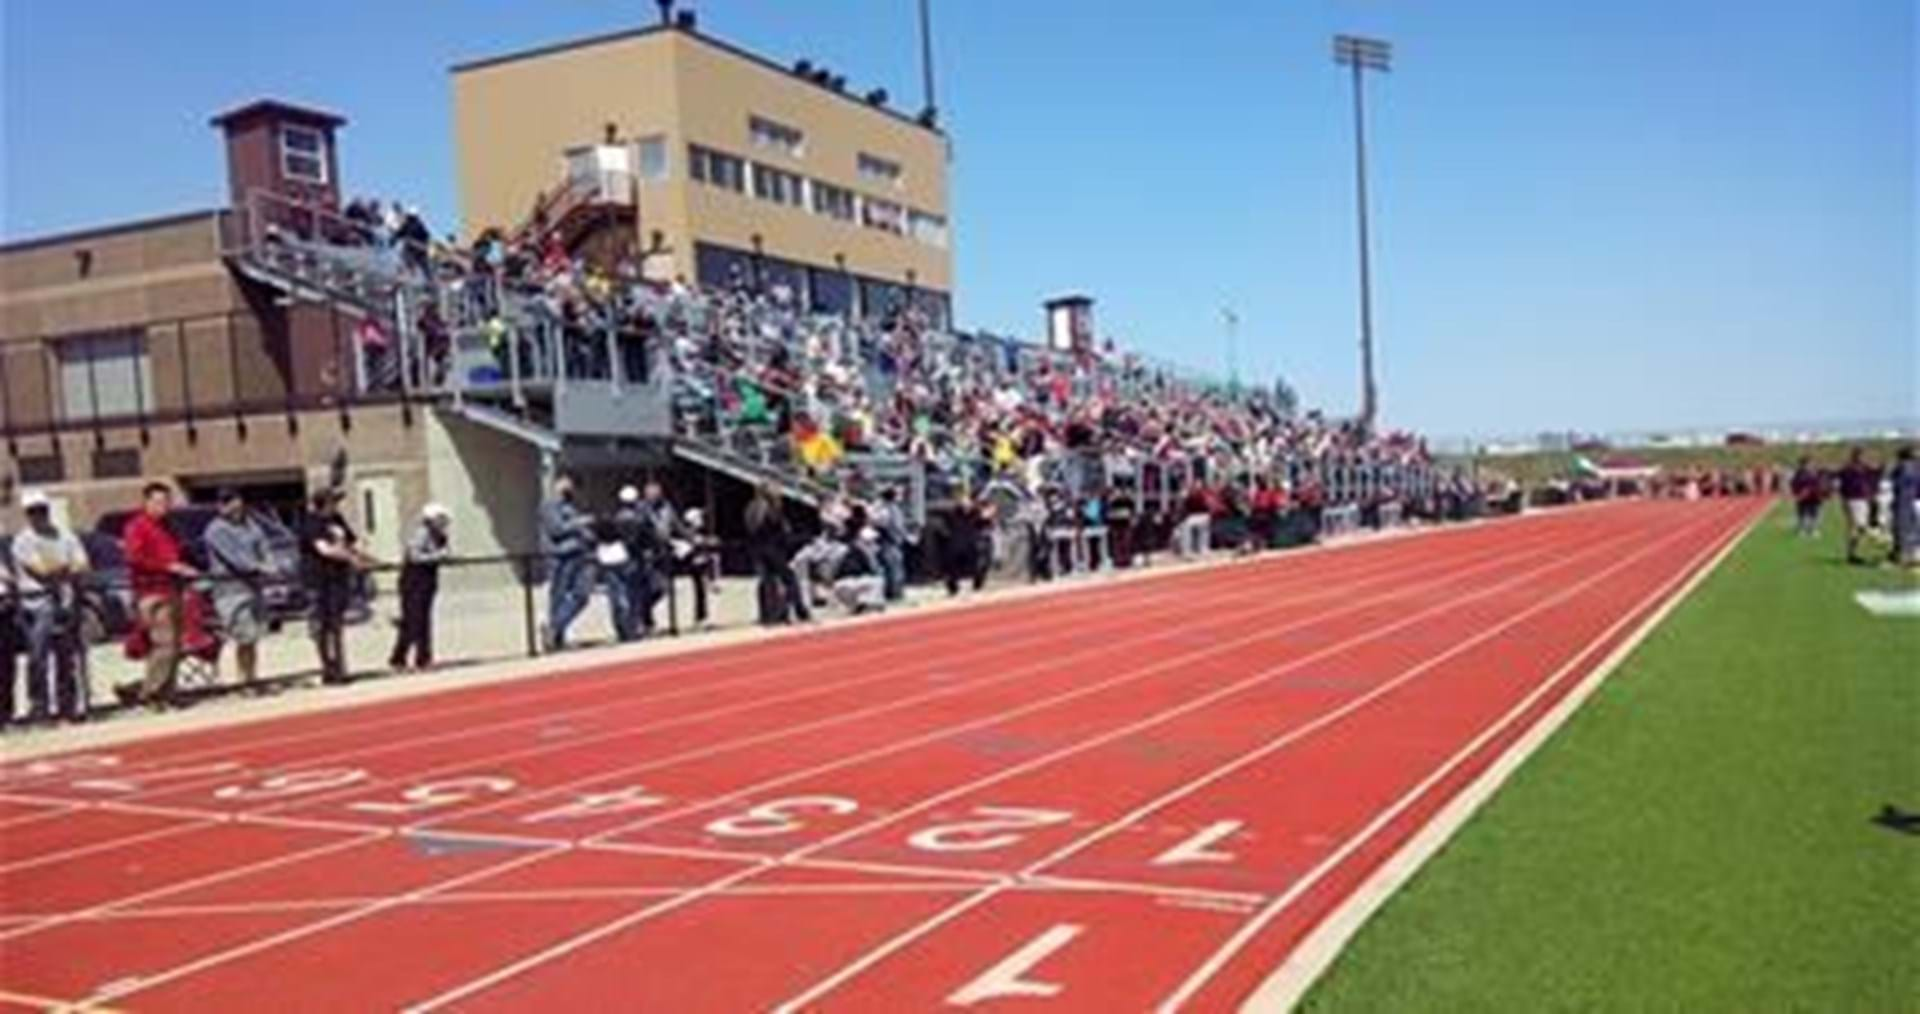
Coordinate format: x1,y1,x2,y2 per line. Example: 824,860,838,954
449,24,945,137
0,208,226,255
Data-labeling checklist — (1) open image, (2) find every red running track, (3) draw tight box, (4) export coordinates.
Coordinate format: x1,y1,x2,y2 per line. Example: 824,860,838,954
0,499,1761,1012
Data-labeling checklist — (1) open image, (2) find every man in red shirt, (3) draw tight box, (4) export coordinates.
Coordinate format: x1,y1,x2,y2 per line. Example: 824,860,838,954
121,482,198,708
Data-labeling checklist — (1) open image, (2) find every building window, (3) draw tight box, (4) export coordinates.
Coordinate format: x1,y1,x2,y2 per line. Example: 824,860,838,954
908,210,949,248
748,115,805,157
811,180,857,222
751,164,805,207
861,197,905,235
688,144,745,193
809,266,854,316
281,124,329,184
636,135,669,181
858,152,903,188
56,330,154,422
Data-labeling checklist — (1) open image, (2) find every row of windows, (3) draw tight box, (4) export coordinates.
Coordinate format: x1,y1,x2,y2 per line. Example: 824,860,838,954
694,242,950,327
744,111,904,193
748,115,805,156
689,144,947,249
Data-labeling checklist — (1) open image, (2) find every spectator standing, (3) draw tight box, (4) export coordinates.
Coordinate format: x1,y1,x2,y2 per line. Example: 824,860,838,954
871,486,911,601
611,486,655,639
676,508,719,631
636,481,680,632
12,492,89,722
1105,483,1138,569
302,487,373,685
539,473,596,650
746,482,808,624
1890,446,1919,568
1788,457,1825,538
122,483,198,709
1177,483,1212,558
389,504,452,671
941,496,990,596
1836,448,1879,564
0,532,18,727
204,488,276,692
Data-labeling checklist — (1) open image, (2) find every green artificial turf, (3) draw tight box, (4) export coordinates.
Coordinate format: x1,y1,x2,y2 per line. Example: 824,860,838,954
1301,504,1920,1012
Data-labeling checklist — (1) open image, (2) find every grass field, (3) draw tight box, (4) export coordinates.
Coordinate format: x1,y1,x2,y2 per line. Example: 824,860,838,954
1467,438,1911,486
1301,502,1920,1011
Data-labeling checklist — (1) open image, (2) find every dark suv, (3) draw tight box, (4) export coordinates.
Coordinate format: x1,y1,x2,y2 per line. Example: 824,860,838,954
92,508,372,623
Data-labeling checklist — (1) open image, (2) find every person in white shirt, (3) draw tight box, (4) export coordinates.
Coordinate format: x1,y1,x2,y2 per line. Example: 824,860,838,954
12,491,89,722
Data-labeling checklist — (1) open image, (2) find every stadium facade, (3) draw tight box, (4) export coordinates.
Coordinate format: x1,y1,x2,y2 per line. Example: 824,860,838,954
0,17,950,559
452,20,953,326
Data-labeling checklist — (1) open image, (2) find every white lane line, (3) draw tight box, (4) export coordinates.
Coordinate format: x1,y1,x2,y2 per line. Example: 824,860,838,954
767,504,1730,1012
1221,501,1762,1013
84,844,568,1006
406,513,1655,1012
0,830,385,942
0,819,221,875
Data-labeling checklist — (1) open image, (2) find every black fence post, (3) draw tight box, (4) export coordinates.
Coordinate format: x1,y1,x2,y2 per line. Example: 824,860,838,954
519,555,540,658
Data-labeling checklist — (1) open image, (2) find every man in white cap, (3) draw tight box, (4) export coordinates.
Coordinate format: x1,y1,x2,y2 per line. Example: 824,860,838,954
389,502,452,672
12,491,89,722
830,527,886,615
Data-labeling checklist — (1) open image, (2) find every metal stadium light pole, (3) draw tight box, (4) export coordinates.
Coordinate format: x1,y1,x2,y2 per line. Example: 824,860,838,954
1334,33,1390,433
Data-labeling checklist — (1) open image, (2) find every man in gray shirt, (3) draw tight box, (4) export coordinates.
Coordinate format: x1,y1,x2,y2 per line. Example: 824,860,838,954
539,472,596,651
204,488,275,691
12,491,89,721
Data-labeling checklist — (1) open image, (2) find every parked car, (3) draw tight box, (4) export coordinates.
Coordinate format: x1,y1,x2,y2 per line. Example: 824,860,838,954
92,507,373,623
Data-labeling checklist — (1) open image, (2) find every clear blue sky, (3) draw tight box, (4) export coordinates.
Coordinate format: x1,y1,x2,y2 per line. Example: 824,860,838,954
3,1,1913,438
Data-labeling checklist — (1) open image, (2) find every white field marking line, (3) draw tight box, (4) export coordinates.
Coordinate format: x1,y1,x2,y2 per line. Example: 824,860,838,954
764,504,1728,1012
406,514,1661,1013
0,818,224,875
85,844,570,1008
376,530,1561,840
212,535,1438,818
0,800,81,831
566,520,1611,854
0,538,1332,784
0,502,1606,778
78,898,378,920
25,543,1386,817
1230,500,1765,1013
0,990,122,1014
1161,503,1753,1012
1017,873,1268,907
0,830,387,943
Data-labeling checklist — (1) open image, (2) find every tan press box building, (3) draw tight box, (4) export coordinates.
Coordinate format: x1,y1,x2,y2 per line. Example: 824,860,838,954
453,20,954,324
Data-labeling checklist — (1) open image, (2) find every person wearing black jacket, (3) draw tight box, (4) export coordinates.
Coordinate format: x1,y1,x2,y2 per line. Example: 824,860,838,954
1106,485,1138,568
940,497,991,596
745,483,809,625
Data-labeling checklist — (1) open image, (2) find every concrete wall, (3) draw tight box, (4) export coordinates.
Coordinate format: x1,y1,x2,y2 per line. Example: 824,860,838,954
423,407,542,570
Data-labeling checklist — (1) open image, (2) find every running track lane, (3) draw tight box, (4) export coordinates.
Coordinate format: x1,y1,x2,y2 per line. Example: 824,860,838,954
0,499,1761,1011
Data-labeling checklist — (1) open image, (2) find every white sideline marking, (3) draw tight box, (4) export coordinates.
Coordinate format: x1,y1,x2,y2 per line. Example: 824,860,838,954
1221,501,1762,1013
947,923,1085,1006
768,505,1733,1012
